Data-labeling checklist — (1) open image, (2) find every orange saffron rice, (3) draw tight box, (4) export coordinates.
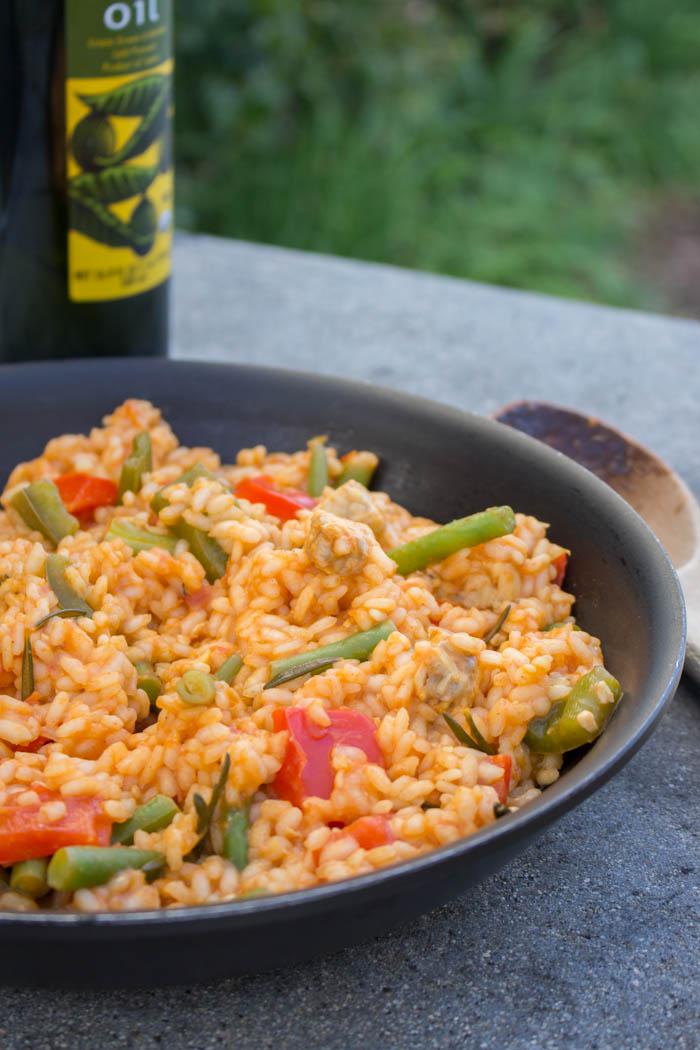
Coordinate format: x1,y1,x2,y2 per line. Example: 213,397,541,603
0,399,611,912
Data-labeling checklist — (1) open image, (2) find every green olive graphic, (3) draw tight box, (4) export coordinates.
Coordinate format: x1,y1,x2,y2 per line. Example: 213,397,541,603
92,84,168,169
130,196,158,256
71,113,116,172
68,190,156,255
70,163,160,205
79,75,166,118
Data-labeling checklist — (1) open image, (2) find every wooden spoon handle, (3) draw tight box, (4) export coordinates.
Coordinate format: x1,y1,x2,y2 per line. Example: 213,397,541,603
685,635,700,684
678,486,700,684
679,560,700,686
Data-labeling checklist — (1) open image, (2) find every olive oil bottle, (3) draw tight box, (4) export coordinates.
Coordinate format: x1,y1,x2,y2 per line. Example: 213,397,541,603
0,0,173,362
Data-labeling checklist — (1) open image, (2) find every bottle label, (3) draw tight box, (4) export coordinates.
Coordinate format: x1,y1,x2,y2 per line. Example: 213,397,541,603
65,1,173,302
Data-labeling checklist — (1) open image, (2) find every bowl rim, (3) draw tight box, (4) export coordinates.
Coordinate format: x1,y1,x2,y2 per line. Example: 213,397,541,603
0,357,686,931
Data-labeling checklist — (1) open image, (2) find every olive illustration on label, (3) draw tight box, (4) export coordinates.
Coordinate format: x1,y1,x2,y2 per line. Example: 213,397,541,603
68,191,155,254
71,113,116,172
68,73,171,257
130,196,158,256
79,74,165,118
70,163,160,205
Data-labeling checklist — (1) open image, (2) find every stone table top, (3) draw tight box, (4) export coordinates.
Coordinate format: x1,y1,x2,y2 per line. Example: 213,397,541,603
4,235,698,1049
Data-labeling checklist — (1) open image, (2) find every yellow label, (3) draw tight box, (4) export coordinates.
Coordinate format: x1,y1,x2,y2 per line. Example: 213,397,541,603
65,58,173,302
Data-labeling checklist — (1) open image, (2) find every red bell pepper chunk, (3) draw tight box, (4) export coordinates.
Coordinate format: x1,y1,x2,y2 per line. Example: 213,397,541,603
552,552,568,587
272,707,384,807
234,475,317,522
490,754,512,805
0,791,112,865
185,583,212,609
12,737,51,754
55,473,118,518
342,814,395,850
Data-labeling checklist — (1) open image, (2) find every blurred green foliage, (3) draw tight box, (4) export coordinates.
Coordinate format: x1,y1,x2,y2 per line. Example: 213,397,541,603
175,1,700,308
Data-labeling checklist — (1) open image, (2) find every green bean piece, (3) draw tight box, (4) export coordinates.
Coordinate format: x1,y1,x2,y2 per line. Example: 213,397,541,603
9,480,79,547
106,519,178,554
45,554,92,617
177,669,216,706
173,522,228,584
443,712,495,755
134,660,163,706
150,464,217,514
21,633,34,700
265,620,395,689
223,806,250,871
149,465,228,581
336,451,379,489
47,846,165,892
389,506,516,576
214,654,243,684
10,858,49,899
525,666,623,754
149,468,228,583
483,604,512,645
118,431,153,501
308,441,329,497
111,795,179,846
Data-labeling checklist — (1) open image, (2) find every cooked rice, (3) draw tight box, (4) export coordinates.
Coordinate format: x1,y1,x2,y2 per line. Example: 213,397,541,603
0,399,607,912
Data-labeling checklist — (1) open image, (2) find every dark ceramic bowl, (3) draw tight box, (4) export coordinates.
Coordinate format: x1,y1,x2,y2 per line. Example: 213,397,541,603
0,359,685,986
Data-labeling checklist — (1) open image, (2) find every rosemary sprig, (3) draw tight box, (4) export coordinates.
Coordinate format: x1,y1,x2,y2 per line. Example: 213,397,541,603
483,604,511,645
34,608,90,628
443,711,496,756
20,633,34,700
265,657,334,690
188,753,231,857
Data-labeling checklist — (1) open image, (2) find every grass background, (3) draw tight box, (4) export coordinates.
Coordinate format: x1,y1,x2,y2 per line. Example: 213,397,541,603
175,1,700,313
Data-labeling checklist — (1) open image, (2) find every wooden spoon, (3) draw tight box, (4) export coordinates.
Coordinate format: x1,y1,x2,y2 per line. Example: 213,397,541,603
494,401,697,682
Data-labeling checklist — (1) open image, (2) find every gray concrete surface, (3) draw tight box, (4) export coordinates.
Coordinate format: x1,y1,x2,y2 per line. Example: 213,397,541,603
3,235,699,1049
